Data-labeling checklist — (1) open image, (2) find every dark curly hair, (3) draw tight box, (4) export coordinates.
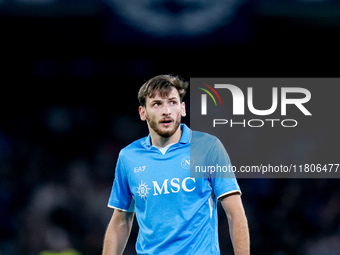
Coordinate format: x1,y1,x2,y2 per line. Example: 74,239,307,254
138,75,188,107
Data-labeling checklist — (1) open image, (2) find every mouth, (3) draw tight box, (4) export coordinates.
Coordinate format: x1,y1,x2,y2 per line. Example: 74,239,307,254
160,119,173,127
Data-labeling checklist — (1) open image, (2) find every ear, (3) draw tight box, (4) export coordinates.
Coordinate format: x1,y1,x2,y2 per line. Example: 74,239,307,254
139,106,147,121
180,102,186,117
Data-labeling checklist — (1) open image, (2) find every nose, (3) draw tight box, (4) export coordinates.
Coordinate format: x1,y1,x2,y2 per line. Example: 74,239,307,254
162,105,171,115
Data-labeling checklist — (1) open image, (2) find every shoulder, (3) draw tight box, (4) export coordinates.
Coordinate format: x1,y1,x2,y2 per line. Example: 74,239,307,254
191,130,220,145
190,130,228,158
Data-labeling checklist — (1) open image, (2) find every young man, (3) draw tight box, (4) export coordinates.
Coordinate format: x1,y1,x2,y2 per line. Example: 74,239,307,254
102,75,250,255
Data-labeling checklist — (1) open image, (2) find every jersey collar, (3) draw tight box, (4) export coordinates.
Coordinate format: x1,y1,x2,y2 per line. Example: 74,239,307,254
143,124,191,148
179,124,191,144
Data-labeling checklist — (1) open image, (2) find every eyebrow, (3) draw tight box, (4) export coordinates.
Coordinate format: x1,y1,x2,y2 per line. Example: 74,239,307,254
149,97,179,103
149,99,162,104
168,97,179,101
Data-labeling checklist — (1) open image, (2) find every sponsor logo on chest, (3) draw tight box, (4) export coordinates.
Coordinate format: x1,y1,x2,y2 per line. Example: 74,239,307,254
136,177,196,200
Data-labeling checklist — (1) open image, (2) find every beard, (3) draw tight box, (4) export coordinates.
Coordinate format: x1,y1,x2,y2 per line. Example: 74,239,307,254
146,114,181,138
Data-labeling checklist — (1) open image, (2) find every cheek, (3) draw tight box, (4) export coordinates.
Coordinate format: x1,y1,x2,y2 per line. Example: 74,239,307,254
176,106,184,118
145,111,156,121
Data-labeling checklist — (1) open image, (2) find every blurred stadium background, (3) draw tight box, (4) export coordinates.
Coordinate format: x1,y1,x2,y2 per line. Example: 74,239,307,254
0,0,340,254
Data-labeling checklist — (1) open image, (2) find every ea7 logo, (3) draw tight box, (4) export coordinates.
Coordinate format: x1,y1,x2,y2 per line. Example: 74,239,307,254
200,84,312,116
134,166,146,173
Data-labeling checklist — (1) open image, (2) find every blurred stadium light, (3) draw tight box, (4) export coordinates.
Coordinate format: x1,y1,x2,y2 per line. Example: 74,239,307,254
0,0,339,48
0,0,253,45
102,0,254,46
1,0,339,22
102,0,247,37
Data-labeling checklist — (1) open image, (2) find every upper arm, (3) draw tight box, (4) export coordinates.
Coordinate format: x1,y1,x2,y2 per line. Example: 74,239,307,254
108,153,134,212
219,193,245,219
110,209,134,228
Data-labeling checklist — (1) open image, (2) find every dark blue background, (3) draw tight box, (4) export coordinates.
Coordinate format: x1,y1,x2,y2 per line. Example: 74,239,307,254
0,0,339,254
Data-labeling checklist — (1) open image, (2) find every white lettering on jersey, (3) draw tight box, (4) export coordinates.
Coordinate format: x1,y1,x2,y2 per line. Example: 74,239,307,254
134,166,146,173
182,177,196,192
152,179,170,196
170,178,180,193
151,178,196,196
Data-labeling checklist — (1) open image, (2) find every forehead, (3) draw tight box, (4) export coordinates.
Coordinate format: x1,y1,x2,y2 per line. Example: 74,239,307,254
146,87,180,102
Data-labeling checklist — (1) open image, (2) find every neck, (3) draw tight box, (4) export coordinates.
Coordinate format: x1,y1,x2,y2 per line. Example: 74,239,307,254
149,125,182,147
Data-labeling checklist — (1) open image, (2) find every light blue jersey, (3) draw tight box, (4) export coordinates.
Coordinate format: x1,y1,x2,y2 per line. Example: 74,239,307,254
108,124,241,255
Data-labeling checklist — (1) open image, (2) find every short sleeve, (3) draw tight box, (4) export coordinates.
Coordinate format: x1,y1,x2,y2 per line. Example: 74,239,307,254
108,153,134,212
208,139,241,200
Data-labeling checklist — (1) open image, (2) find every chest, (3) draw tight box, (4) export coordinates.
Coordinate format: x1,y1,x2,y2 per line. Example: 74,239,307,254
125,148,207,201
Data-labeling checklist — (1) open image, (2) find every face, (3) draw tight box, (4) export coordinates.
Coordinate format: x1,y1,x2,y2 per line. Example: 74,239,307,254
139,87,186,138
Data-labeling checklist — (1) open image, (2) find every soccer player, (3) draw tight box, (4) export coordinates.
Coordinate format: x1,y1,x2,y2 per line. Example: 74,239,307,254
102,75,250,255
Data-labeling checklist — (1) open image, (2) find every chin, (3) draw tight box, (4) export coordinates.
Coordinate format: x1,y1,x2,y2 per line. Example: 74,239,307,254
147,116,181,138
157,122,181,138
157,127,176,138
